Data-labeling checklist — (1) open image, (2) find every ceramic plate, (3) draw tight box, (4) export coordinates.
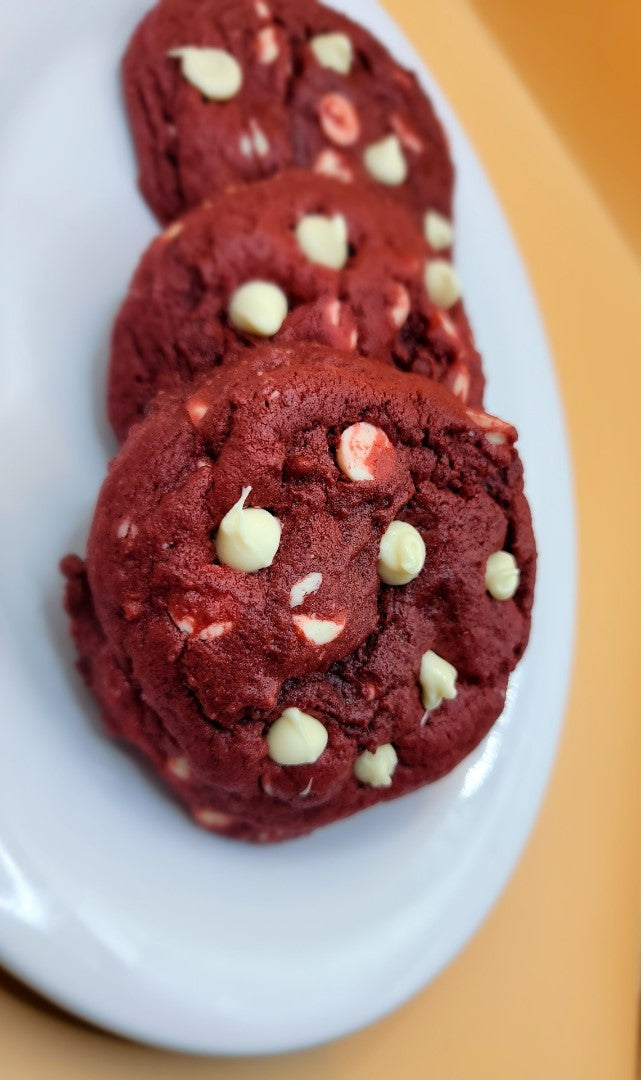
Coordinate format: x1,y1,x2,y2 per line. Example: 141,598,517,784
0,0,575,1055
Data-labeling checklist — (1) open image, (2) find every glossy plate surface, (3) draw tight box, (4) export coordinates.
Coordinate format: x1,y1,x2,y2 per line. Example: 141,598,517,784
0,0,575,1055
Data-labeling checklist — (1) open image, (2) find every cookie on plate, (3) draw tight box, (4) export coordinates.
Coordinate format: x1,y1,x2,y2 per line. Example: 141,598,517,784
108,171,481,440
63,343,535,843
123,0,453,226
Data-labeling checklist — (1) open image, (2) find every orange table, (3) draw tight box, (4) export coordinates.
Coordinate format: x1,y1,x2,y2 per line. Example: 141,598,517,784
2,2,640,1077
468,0,641,264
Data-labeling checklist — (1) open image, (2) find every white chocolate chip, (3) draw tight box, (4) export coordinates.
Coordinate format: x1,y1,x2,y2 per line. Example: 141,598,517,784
424,210,453,251
322,300,357,349
451,365,471,403
198,621,233,641
389,282,410,328
419,650,457,712
433,309,458,338
249,118,269,157
254,0,271,17
186,393,209,425
168,756,190,781
310,32,353,75
292,614,345,644
170,612,195,635
353,744,398,788
485,551,520,600
363,135,407,186
229,280,288,336
314,148,354,183
239,122,270,159
256,26,279,63
424,259,461,309
116,519,137,540
168,47,242,101
318,93,360,146
336,422,393,482
378,521,426,586
195,808,232,829
215,486,281,572
163,220,184,242
289,572,323,608
295,213,348,270
390,113,423,154
465,406,514,444
327,299,341,326
267,707,328,765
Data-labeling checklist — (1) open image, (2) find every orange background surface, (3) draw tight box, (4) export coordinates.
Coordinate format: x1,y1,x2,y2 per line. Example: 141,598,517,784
468,0,641,264
2,2,641,1077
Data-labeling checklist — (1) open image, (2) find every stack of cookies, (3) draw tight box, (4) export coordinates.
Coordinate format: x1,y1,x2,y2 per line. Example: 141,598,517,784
62,0,536,843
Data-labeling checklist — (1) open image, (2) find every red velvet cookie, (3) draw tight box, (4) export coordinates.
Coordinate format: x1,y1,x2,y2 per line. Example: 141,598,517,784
109,171,481,440
123,0,453,226
63,344,535,843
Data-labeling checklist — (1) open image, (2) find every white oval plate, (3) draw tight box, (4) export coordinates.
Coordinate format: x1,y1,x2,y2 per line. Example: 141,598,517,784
0,0,575,1056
